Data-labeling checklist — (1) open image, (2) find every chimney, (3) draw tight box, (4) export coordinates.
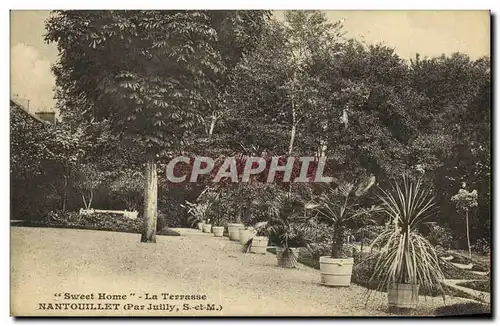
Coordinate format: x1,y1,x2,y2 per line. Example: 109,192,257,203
35,112,56,124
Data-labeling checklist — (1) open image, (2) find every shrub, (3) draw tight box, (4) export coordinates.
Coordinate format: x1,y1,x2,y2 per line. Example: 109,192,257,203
439,259,488,280
434,302,490,316
426,224,454,250
447,251,490,273
471,238,490,256
456,281,490,293
22,210,178,236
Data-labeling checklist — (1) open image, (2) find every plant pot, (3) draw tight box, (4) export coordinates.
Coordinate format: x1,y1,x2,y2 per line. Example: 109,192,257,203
197,222,205,230
227,223,244,241
202,224,212,233
250,236,269,254
239,228,256,245
276,247,300,268
212,226,224,237
319,256,354,287
388,283,419,312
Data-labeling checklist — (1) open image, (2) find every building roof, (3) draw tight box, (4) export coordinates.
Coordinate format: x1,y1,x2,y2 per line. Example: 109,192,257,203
10,99,50,125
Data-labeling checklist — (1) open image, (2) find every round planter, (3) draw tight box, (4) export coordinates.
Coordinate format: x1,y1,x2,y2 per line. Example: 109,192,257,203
319,256,354,287
202,224,212,233
212,226,224,237
250,236,269,254
227,223,244,241
388,283,419,312
197,221,205,231
239,228,256,245
276,247,300,268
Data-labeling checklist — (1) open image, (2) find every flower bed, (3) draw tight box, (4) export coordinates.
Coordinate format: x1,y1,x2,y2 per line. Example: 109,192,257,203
434,302,490,316
456,281,490,293
13,211,180,236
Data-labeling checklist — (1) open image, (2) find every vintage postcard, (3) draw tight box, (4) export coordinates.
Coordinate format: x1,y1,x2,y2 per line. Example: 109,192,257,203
10,9,491,317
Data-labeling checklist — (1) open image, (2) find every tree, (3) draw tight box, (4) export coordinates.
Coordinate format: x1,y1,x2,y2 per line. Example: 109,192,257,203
45,10,271,243
46,121,90,212
74,163,108,209
110,170,145,211
10,102,57,220
228,11,345,156
451,187,479,258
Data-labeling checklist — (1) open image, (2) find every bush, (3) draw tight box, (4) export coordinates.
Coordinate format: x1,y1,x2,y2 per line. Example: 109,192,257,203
471,238,490,256
447,251,489,273
14,210,170,236
351,255,486,296
439,258,488,280
426,225,454,250
456,281,490,293
37,210,144,233
434,302,490,316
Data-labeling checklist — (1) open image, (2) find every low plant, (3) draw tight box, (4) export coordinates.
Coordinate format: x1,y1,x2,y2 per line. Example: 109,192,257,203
471,238,490,256
307,176,381,259
434,302,490,316
204,190,227,227
33,210,156,234
181,201,209,227
425,223,454,250
252,186,315,267
456,280,490,294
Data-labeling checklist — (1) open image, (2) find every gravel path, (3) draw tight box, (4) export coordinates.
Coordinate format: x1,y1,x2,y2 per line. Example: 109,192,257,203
11,227,475,316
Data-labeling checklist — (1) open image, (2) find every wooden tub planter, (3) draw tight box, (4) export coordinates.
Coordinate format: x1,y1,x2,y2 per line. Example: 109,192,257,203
250,236,269,254
202,223,212,233
227,223,244,241
388,283,420,312
238,228,256,245
276,247,300,268
319,256,354,287
197,220,205,231
212,226,224,237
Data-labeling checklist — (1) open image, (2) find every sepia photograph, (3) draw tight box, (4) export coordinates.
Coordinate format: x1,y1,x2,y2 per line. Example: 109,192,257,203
9,8,491,317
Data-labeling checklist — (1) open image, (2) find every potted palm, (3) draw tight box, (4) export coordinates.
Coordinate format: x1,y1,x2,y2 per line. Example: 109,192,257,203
366,175,445,313
262,189,314,268
308,176,380,287
223,186,245,241
242,221,270,254
181,200,208,231
209,194,227,237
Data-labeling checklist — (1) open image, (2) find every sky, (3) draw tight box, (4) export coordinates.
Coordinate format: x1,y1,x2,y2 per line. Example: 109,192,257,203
10,10,491,112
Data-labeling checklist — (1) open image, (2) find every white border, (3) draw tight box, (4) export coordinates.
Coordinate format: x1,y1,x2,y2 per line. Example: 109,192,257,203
2,1,497,325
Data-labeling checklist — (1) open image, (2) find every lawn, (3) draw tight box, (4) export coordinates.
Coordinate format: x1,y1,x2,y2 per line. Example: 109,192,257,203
11,227,481,317
456,281,491,294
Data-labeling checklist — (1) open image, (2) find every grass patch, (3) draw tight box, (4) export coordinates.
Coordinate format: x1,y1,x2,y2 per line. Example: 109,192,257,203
12,212,181,237
456,281,490,293
447,251,490,272
434,302,491,317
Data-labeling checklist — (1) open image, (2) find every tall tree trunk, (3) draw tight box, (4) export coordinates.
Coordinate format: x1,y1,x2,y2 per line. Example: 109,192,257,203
81,194,88,209
62,175,68,212
141,150,158,243
466,209,471,259
208,114,217,139
88,190,93,209
289,70,297,156
331,223,345,258
288,123,296,155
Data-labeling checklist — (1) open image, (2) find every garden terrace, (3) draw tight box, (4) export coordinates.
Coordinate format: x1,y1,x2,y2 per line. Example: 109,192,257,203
11,226,483,316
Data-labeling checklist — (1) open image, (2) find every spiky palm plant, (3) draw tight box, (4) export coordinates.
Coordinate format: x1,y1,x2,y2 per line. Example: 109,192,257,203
308,176,380,258
181,187,219,227
366,175,445,302
181,200,210,227
248,186,315,267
